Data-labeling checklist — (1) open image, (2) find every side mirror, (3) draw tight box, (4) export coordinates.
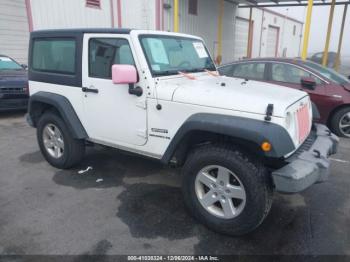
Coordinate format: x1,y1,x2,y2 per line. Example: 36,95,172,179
21,64,28,70
112,64,143,96
301,77,316,90
348,75,350,80
112,64,137,84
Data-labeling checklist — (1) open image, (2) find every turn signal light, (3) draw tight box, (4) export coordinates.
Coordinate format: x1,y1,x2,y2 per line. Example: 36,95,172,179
261,142,272,152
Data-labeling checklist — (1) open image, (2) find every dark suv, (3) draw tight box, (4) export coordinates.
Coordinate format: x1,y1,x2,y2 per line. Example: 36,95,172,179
0,55,29,111
219,58,350,138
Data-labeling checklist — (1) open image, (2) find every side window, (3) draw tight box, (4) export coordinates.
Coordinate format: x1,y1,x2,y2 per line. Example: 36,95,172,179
232,63,266,80
314,53,323,59
188,0,198,15
218,65,235,76
89,38,135,79
32,38,76,74
271,63,321,84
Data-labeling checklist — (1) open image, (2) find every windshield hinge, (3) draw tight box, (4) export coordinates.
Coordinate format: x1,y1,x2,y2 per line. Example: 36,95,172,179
136,100,147,109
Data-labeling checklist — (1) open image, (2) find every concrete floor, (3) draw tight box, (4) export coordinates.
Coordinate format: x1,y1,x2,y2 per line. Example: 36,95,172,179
0,112,349,256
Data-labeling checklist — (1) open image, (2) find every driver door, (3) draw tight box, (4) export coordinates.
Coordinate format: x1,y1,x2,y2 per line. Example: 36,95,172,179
81,34,147,146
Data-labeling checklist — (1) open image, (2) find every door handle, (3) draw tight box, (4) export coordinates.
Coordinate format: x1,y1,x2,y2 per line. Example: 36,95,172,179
82,87,99,94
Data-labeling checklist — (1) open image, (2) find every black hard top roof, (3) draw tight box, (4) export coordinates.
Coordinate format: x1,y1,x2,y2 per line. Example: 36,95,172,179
30,28,132,37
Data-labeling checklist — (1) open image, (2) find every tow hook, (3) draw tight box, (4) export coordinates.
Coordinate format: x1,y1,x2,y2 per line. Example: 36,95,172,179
313,149,321,158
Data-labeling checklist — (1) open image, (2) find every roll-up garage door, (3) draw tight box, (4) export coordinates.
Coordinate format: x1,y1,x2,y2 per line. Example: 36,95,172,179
266,26,279,57
0,0,30,64
233,18,250,61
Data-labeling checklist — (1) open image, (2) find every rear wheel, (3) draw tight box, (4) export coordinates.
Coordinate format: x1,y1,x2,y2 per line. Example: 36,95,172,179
330,107,350,138
182,144,273,236
37,112,85,169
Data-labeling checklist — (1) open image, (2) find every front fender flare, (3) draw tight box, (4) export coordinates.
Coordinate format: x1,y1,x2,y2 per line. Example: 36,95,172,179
161,113,295,163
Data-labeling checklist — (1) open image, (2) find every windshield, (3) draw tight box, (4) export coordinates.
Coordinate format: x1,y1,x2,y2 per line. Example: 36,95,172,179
0,56,22,70
140,35,216,77
303,61,349,85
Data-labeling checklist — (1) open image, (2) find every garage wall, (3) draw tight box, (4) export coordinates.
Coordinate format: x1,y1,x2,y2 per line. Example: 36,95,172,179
119,0,156,30
163,0,236,64
236,7,303,58
30,0,112,29
31,0,159,30
0,0,30,64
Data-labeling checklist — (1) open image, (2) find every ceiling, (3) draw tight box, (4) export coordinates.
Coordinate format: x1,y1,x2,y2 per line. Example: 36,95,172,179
225,0,350,8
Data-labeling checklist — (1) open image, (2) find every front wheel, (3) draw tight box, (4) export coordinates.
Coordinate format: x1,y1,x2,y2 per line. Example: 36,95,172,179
37,111,85,169
330,107,350,138
182,144,273,236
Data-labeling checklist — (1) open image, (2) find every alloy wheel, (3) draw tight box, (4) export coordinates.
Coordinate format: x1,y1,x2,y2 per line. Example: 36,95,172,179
42,124,65,158
339,112,350,138
195,165,246,219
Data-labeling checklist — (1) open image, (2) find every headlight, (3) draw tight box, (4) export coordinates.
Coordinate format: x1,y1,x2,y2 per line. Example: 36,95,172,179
285,112,292,129
286,111,297,141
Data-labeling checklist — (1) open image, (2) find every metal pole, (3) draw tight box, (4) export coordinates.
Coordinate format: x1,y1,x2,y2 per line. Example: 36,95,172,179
335,4,348,71
281,8,289,57
322,0,336,66
259,9,264,57
217,0,224,65
173,0,179,32
301,0,313,60
247,7,253,58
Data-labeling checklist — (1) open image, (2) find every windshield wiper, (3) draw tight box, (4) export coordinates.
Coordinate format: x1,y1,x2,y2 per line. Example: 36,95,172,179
154,67,216,77
154,70,180,77
182,67,216,73
182,68,205,73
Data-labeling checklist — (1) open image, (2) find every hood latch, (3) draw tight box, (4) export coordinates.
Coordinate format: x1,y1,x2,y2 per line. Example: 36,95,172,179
265,104,274,121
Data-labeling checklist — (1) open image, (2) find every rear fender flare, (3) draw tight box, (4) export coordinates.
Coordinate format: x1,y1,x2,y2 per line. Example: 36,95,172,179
28,91,88,139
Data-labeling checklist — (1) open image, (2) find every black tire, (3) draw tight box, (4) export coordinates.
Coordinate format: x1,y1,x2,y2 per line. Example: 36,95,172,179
330,107,350,138
37,111,85,169
182,143,273,236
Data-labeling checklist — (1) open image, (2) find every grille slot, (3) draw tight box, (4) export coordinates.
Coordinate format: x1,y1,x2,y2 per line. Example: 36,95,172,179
296,104,311,143
0,87,26,94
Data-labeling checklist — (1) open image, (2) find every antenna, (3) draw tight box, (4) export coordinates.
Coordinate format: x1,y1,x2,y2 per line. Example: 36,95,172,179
154,78,162,110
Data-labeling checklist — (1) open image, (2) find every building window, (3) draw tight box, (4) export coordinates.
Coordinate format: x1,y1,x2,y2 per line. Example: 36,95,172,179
86,0,101,8
189,0,198,15
293,25,296,36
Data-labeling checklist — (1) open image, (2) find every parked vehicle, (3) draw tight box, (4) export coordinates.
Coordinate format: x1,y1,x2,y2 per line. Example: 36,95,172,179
309,51,339,68
0,55,29,111
218,58,350,138
27,29,338,236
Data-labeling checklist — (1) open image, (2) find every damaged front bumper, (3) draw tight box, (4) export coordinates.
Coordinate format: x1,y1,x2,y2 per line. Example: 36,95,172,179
272,124,339,193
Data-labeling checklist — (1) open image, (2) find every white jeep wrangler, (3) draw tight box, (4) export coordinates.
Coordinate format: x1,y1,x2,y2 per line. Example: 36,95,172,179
27,29,338,236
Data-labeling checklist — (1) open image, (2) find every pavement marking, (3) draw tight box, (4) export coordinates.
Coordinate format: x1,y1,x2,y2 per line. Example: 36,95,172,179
330,158,350,164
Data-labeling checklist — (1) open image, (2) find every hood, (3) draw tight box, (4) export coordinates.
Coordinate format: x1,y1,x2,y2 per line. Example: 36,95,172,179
0,69,28,88
157,74,308,117
0,69,27,80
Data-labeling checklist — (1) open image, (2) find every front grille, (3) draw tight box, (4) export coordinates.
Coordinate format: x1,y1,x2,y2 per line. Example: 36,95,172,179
0,87,26,94
296,104,311,143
